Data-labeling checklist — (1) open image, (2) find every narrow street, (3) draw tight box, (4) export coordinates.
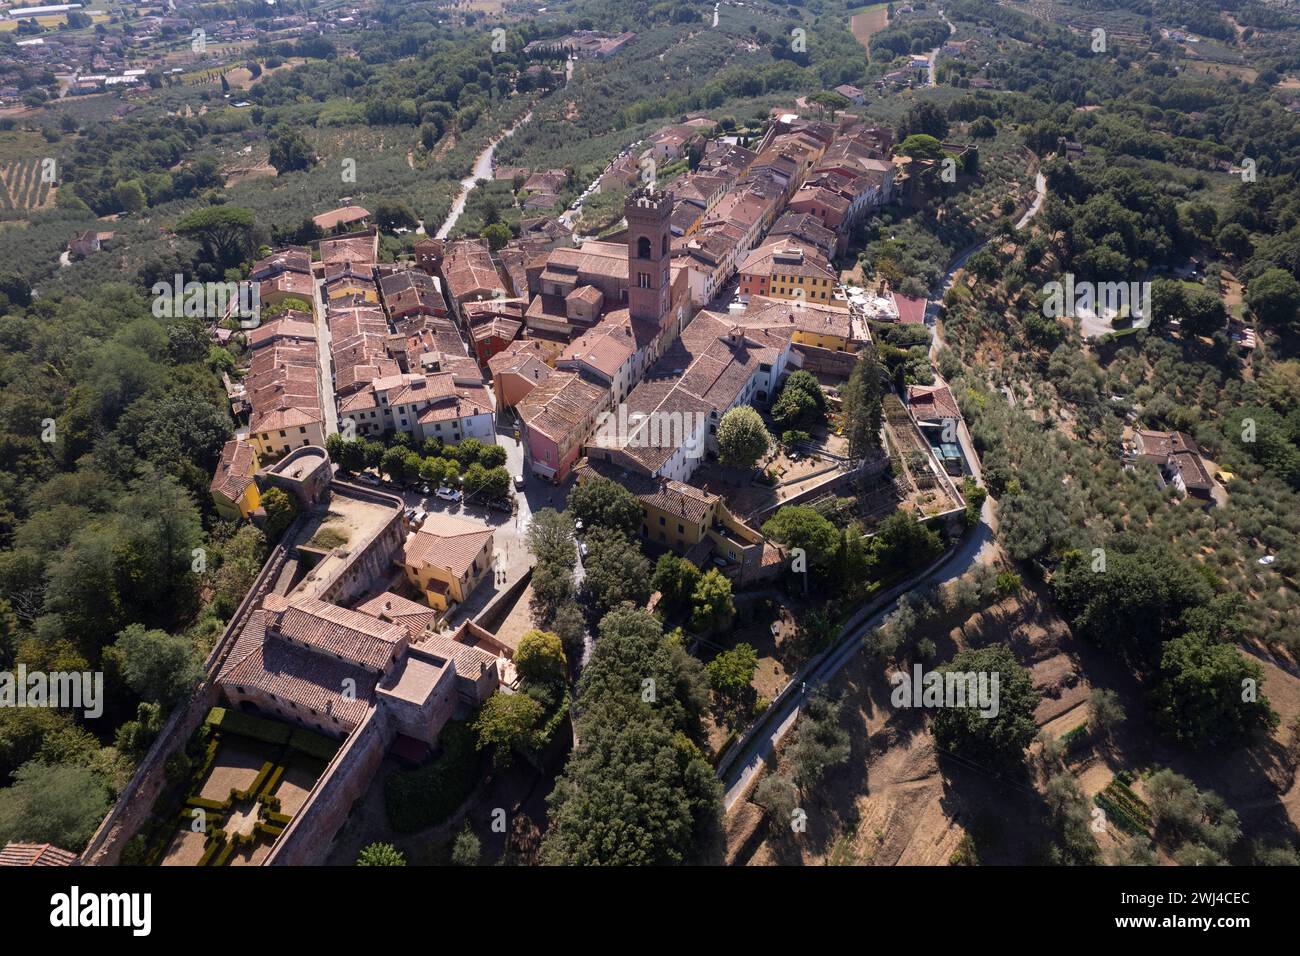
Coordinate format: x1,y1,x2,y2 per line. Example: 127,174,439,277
311,272,338,436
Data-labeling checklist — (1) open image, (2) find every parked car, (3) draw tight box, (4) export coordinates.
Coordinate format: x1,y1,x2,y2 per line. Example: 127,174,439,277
356,473,380,487
1259,555,1276,566
486,497,513,514
579,542,589,558
436,486,462,502
417,483,431,495
574,518,584,532
513,474,526,491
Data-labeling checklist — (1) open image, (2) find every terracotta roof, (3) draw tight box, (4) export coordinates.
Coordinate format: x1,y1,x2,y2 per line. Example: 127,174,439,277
517,370,608,443
210,438,258,502
907,384,961,422
218,609,376,725
271,596,409,671
356,591,440,636
0,842,77,866
260,272,314,300
417,633,499,677
313,205,371,230
403,515,494,578
891,292,927,325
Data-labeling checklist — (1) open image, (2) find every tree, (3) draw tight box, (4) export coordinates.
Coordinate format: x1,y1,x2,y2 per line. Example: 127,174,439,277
897,133,947,161
268,125,317,174
716,405,771,469
931,645,1039,766
842,348,884,459
1246,268,1300,334
706,642,756,721
515,629,567,688
752,773,798,835
357,842,407,866
1088,688,1125,741
690,568,735,635
472,691,544,767
899,100,949,139
652,553,702,618
789,692,850,790
1043,772,1101,865
581,528,652,614
1146,769,1240,856
1052,545,1213,667
549,600,587,659
451,824,480,866
526,508,574,566
174,206,256,270
261,487,298,543
483,222,511,251
567,477,642,537
772,370,826,431
0,761,110,851
543,608,720,865
762,505,839,572
107,623,202,708
872,510,943,569
372,199,418,232
1152,630,1278,746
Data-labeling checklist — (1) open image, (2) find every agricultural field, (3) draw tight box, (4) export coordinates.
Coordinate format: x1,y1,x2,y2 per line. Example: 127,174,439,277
0,157,55,212
848,2,890,57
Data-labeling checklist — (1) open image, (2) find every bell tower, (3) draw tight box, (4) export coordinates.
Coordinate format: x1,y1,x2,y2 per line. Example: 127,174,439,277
625,187,673,324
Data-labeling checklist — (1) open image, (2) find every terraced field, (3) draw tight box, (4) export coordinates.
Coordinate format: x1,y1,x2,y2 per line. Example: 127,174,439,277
0,158,55,211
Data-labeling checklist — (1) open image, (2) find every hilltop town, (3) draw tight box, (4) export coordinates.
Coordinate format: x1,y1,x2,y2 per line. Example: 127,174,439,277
0,0,1297,885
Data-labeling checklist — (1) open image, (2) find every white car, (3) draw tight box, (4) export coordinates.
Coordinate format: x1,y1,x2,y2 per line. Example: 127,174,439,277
1258,555,1276,566
579,542,589,558
436,486,462,502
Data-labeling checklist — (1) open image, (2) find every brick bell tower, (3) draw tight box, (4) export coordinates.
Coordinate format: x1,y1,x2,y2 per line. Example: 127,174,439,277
625,186,673,324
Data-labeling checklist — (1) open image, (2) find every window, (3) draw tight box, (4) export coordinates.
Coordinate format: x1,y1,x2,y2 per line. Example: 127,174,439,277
638,272,651,288
637,236,652,259
659,516,666,526
678,523,685,534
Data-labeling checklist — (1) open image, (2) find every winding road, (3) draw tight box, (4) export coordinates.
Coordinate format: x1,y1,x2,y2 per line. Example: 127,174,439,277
433,111,533,240
721,119,1046,811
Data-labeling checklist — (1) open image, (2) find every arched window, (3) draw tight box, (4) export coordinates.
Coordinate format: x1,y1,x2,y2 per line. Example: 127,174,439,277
637,236,652,259
661,234,668,256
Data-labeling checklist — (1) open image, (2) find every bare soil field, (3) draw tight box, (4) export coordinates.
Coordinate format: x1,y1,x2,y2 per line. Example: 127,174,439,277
728,572,1300,865
850,4,890,58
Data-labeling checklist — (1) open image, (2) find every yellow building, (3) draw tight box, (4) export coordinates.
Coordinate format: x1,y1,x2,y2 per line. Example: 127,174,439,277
400,514,495,611
249,407,326,459
791,305,854,352
210,439,262,520
575,462,770,578
737,244,837,307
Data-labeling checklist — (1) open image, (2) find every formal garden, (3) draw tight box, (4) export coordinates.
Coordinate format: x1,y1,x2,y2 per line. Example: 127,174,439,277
126,706,340,866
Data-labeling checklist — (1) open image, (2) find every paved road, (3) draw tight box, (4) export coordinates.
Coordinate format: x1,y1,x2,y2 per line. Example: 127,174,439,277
312,273,338,436
434,111,532,240
721,494,999,810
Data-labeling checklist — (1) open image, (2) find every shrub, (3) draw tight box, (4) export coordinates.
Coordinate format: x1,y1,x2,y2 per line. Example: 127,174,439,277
384,722,481,832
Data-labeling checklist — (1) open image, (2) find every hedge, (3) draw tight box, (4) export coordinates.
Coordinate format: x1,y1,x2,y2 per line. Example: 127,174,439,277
288,727,342,762
205,706,292,745
384,722,480,833
198,840,223,867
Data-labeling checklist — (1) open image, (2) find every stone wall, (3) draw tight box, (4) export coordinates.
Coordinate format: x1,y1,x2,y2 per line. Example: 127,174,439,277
794,341,858,378
81,526,302,866
265,708,394,866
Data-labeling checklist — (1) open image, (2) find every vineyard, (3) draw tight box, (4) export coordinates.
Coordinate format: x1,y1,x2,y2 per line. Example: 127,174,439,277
0,158,55,211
